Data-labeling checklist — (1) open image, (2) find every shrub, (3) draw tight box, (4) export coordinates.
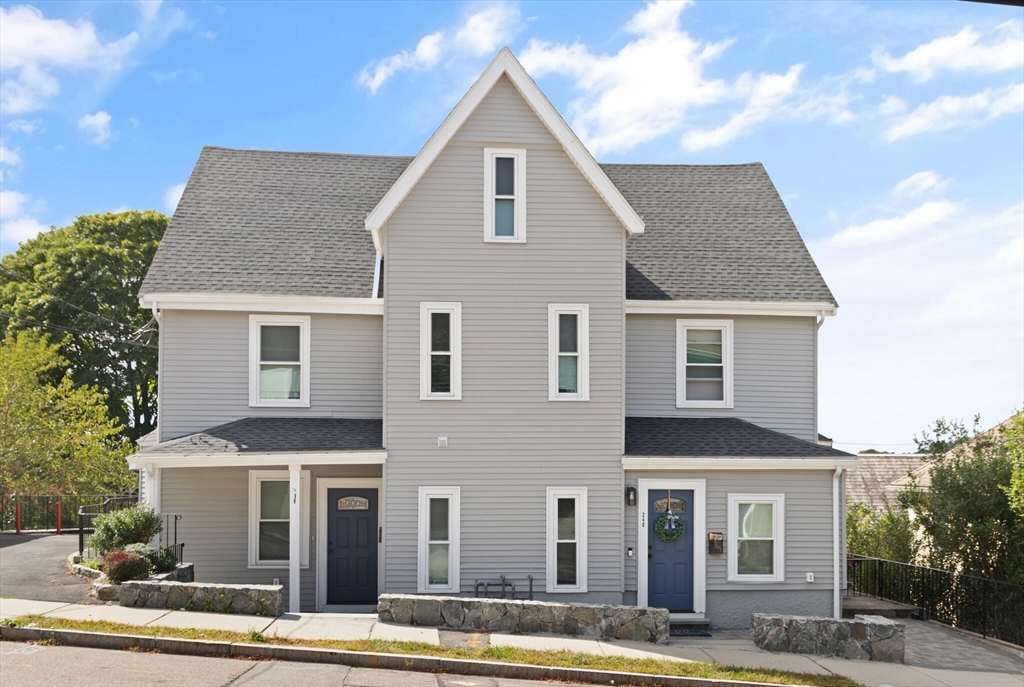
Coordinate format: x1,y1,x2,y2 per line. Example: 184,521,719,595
81,559,102,571
123,543,156,558
151,548,178,574
102,550,151,584
88,505,162,554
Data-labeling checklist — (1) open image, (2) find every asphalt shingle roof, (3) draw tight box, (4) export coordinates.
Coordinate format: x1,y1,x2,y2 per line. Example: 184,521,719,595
625,417,852,457
846,454,932,510
141,148,835,304
139,417,383,454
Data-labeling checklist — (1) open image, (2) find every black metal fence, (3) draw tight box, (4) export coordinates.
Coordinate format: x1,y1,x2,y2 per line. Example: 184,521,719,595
0,494,133,533
848,554,1024,647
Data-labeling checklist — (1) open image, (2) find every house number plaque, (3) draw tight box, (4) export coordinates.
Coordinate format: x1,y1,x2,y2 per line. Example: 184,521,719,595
338,496,369,510
653,498,685,513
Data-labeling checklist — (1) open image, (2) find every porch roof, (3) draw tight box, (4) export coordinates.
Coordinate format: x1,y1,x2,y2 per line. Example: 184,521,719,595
139,417,384,455
624,417,852,458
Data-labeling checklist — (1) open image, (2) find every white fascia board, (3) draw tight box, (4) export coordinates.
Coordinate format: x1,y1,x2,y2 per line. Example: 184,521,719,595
363,47,644,251
626,300,837,317
128,451,387,470
622,456,858,471
140,292,383,315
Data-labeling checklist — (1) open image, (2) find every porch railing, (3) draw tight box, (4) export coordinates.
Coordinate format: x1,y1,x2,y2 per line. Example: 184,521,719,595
847,554,1024,647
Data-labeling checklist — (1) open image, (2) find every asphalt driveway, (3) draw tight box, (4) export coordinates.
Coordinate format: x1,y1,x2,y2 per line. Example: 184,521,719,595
0,533,95,604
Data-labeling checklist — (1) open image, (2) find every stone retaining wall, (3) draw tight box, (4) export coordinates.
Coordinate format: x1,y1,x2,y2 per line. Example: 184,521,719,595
751,613,905,662
378,594,669,643
119,581,282,617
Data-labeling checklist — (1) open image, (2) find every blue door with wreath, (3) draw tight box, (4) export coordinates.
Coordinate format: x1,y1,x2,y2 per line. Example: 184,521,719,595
648,489,694,612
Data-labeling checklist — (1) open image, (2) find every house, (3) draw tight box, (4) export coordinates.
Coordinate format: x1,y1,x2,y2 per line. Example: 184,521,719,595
846,454,931,512
129,48,856,628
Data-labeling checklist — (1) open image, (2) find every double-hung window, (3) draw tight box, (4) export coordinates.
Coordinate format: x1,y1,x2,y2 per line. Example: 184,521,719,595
249,315,310,407
727,494,785,582
676,319,733,408
420,303,462,400
546,487,587,592
483,148,526,242
247,470,310,568
417,486,460,593
548,304,590,401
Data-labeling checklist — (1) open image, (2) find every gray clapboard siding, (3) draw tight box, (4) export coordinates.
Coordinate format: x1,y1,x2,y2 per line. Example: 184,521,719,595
382,78,626,598
161,465,381,612
159,310,382,441
624,470,836,593
626,314,817,442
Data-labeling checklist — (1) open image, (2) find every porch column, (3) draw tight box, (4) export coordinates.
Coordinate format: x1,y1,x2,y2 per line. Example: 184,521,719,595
146,464,162,548
289,464,302,614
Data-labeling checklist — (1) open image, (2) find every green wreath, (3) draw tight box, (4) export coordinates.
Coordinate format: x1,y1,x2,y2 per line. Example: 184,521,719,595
655,513,685,543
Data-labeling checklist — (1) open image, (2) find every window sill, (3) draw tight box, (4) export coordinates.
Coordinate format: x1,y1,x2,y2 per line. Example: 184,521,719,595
249,400,311,409
676,401,733,410
726,575,785,584
418,585,460,594
546,586,588,594
483,236,527,244
419,395,462,401
248,564,311,570
549,396,590,402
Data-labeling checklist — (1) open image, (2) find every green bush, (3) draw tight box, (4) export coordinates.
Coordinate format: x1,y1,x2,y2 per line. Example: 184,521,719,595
88,505,162,554
102,550,151,584
123,543,156,558
81,559,102,571
151,548,178,574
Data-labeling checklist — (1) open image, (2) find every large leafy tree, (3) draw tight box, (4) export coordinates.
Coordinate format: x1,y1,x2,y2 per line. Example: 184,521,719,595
0,211,166,442
0,332,133,494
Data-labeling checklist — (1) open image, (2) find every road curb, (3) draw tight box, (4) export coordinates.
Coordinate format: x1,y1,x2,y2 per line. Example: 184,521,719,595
0,625,791,687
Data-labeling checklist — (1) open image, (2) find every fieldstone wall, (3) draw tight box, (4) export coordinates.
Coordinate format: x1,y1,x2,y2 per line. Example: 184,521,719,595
378,594,669,643
751,613,905,662
119,581,282,617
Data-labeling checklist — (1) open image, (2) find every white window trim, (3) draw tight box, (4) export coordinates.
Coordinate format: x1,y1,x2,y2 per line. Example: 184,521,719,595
727,493,785,583
417,486,461,593
676,319,733,409
248,314,311,408
247,470,310,569
420,302,462,400
483,148,527,243
546,487,588,593
548,304,590,401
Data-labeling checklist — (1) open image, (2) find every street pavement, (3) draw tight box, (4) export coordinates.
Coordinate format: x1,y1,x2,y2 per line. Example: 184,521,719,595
0,534,94,604
0,641,578,687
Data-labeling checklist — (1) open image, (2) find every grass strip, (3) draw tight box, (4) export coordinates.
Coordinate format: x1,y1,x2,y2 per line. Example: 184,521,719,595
4,615,858,687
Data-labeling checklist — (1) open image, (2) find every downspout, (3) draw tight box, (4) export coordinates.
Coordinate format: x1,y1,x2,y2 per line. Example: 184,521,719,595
833,466,843,619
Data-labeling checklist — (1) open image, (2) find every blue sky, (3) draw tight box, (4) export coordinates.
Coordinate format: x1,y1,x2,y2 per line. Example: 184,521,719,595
1,0,1022,451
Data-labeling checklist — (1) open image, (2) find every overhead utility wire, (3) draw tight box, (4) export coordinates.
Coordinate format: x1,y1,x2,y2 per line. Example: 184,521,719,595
0,264,140,333
0,312,157,350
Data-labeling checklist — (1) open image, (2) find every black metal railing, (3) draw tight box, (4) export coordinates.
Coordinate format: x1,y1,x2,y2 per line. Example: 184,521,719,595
1,494,131,533
165,542,185,565
77,495,141,557
848,554,1024,647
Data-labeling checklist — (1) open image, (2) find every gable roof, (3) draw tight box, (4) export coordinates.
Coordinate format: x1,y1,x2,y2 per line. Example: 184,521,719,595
846,454,932,510
624,417,852,457
363,47,644,252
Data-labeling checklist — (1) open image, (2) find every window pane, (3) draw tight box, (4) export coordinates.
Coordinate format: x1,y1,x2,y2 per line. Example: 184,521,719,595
687,329,722,344
260,481,289,520
558,314,577,353
431,354,451,394
686,365,723,380
260,364,301,400
429,497,449,541
495,157,514,195
737,539,774,575
428,543,449,585
687,342,722,364
739,503,773,538
556,542,577,586
259,521,289,561
557,497,576,540
686,379,723,401
261,325,300,362
431,312,450,352
558,356,578,394
495,199,515,237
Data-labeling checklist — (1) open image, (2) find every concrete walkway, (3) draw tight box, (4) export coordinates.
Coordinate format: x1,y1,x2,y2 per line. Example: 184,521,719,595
1,598,1020,687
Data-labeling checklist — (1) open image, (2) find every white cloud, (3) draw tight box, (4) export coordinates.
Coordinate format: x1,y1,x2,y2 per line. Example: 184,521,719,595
164,182,186,212
885,83,1024,142
877,95,907,116
0,216,49,246
993,235,1024,270
873,21,1024,83
6,119,42,135
0,190,29,218
892,171,949,198
826,200,959,247
0,140,21,167
78,111,112,144
358,3,521,93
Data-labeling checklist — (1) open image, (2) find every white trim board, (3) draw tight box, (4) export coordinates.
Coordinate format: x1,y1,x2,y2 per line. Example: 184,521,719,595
622,457,858,471
128,451,387,470
626,300,837,318
637,479,706,613
363,47,643,252
139,292,383,315
316,477,383,613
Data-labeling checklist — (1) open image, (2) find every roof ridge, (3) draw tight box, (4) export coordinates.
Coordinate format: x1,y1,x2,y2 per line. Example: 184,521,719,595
202,145,414,161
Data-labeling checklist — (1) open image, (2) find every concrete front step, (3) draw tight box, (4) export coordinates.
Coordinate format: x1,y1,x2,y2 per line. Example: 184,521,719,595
669,618,712,637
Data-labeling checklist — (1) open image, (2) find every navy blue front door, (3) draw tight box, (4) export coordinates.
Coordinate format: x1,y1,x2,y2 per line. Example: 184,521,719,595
647,489,694,612
327,488,378,605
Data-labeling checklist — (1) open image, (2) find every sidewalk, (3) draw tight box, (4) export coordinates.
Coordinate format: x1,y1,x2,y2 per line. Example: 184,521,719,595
2,598,1021,687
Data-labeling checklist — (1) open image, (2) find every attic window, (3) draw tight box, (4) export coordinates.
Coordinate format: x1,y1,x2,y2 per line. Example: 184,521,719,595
484,148,526,243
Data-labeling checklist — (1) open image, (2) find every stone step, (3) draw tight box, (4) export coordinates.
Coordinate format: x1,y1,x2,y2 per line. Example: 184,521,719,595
669,619,711,637
842,595,917,619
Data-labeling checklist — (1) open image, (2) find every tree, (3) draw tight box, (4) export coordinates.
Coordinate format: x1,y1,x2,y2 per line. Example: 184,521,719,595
0,332,133,495
0,211,166,442
858,449,893,455
846,501,919,562
1003,412,1024,520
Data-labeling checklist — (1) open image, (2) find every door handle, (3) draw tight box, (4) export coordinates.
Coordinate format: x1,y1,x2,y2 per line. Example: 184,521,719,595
648,554,654,559
328,549,334,554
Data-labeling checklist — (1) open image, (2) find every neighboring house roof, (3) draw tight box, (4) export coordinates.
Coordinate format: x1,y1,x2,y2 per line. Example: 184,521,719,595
624,417,852,457
141,150,836,304
846,454,932,510
138,417,384,454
